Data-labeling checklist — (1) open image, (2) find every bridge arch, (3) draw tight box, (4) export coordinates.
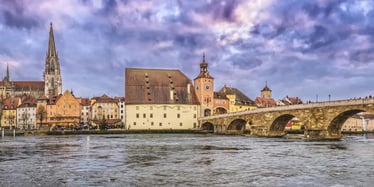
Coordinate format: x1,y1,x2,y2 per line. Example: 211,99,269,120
270,114,295,132
201,122,214,132
328,109,364,134
227,119,246,133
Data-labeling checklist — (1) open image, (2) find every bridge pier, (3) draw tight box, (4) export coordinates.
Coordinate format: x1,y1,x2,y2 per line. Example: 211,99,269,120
304,130,341,140
250,126,285,137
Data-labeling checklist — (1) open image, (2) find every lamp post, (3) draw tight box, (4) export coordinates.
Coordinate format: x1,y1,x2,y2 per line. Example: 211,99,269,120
328,94,331,102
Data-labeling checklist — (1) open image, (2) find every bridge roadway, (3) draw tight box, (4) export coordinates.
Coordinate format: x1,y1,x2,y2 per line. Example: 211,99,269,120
199,98,374,140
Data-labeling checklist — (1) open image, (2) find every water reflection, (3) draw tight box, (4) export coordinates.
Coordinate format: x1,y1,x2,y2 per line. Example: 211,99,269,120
0,134,373,186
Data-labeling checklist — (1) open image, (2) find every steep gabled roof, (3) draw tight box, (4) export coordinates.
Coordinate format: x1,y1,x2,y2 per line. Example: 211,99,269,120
217,86,256,106
125,68,200,105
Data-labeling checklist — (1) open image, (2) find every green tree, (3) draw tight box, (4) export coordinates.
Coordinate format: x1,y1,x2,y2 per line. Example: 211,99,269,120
99,117,108,130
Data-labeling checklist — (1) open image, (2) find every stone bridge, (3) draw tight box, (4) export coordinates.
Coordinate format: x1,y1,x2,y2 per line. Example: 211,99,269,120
199,98,374,140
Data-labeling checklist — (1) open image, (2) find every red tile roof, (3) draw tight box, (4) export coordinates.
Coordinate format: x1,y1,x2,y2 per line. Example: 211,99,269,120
255,97,277,108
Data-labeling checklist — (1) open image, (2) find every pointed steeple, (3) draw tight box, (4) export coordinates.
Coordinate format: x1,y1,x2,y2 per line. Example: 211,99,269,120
44,22,62,97
47,22,58,58
5,63,10,81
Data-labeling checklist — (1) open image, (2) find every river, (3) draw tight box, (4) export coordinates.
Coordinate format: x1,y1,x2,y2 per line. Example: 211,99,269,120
0,134,373,187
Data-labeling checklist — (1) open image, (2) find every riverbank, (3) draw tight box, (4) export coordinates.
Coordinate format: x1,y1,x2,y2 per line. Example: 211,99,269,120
1,129,211,136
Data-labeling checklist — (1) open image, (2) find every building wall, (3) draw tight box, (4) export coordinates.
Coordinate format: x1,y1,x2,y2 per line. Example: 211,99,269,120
342,117,362,132
91,102,119,120
1,109,17,128
213,98,229,115
126,104,200,130
81,105,91,125
48,91,81,127
226,94,257,112
118,100,125,127
17,107,36,129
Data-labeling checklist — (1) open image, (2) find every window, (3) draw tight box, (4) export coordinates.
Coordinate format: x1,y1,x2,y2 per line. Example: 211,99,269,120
150,106,153,110
177,114,180,118
151,122,154,126
193,123,197,128
177,106,180,110
164,113,167,118
143,113,146,118
136,113,139,118
133,122,136,126
180,123,183,126
136,106,139,110
193,114,196,118
159,122,162,126
164,106,166,110
150,113,153,118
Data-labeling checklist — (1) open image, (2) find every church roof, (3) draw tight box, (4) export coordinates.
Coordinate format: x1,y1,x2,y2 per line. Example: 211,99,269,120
13,81,44,90
125,68,200,105
261,85,272,92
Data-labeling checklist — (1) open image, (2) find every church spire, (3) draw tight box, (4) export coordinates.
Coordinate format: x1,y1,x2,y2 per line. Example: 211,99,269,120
44,22,62,97
5,63,9,81
47,22,58,58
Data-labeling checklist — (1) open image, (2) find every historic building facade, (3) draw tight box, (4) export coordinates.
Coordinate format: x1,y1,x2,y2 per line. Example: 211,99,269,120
194,54,214,116
216,85,257,113
255,83,277,108
125,68,200,130
16,97,37,129
46,90,81,128
1,97,21,129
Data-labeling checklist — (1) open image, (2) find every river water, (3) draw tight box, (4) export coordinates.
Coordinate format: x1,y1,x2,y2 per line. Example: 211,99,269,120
0,134,373,187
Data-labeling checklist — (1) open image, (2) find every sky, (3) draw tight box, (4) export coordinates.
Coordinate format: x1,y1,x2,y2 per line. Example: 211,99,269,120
0,0,374,102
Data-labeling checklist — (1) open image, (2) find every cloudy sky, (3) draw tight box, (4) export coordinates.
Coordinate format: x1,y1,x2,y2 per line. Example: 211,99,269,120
1,0,374,101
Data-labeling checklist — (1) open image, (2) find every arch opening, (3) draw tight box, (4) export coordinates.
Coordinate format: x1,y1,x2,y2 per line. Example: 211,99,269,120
204,109,211,117
328,110,365,134
201,122,214,132
213,107,227,115
227,119,246,132
270,114,295,132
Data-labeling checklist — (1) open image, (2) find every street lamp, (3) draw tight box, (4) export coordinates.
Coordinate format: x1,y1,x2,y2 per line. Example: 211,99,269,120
328,94,331,102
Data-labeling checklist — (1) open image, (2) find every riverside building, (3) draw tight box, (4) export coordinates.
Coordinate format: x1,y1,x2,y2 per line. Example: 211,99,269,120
125,68,200,130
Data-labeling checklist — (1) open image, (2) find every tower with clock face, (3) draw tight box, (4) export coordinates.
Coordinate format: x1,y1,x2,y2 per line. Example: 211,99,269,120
194,53,214,117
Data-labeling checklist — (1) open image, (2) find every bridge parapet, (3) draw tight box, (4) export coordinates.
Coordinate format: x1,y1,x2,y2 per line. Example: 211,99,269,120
199,98,374,121
198,98,374,140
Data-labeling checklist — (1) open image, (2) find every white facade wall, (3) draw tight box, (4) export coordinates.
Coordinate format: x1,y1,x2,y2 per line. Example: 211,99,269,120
81,105,91,125
126,104,200,130
118,100,126,127
16,107,36,129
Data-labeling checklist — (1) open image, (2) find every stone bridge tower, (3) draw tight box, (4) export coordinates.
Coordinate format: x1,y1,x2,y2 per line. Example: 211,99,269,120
44,22,62,97
194,53,214,117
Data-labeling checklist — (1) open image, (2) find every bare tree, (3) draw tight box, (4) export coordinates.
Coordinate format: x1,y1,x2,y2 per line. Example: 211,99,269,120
37,105,47,129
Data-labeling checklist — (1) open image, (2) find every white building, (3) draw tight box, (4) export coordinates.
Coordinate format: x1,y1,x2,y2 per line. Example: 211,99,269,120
125,68,200,130
16,97,37,129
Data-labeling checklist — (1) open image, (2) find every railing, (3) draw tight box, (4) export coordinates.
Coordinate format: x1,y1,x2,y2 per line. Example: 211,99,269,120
199,98,374,120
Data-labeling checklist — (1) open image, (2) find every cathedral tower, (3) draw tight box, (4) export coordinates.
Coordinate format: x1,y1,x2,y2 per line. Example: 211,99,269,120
194,53,214,117
44,22,62,97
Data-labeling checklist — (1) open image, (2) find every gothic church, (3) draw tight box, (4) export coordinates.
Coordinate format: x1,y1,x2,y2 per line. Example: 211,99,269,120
0,23,62,99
